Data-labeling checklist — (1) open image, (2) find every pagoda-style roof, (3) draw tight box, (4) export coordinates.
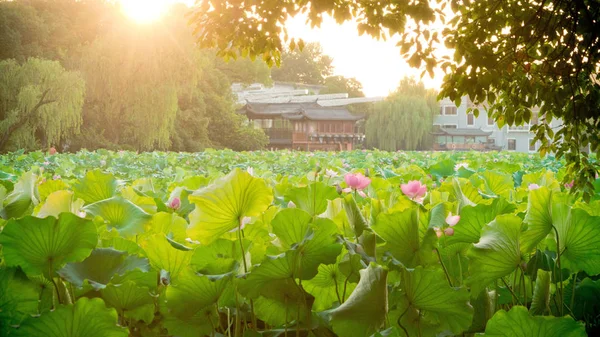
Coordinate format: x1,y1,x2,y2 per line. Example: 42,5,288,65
240,103,364,121
432,128,493,137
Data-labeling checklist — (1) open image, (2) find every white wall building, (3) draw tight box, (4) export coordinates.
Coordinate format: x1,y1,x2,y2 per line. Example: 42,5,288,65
434,97,563,153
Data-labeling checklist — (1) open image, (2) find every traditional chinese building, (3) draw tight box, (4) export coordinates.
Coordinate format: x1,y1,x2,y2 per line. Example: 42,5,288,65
239,102,366,151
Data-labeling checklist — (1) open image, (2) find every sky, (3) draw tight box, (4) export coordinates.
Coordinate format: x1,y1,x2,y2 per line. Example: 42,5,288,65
285,15,446,97
120,0,447,97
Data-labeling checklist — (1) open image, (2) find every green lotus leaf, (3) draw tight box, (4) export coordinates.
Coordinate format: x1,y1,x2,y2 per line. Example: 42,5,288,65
303,263,357,311
12,297,128,337
188,168,273,245
190,238,248,275
564,277,600,322
481,306,586,337
101,237,144,256
371,207,437,267
521,187,553,252
343,193,368,238
252,289,315,326
2,171,39,219
0,268,39,335
446,198,515,245
466,214,524,294
479,170,514,199
139,234,193,282
452,178,483,209
238,253,294,299
0,213,97,277
285,181,339,217
121,186,157,214
271,208,313,249
58,248,149,290
429,158,455,178
330,263,388,337
530,270,551,315
468,288,496,333
38,179,68,201
162,309,217,337
145,212,187,242
396,266,473,335
35,190,84,218
165,269,231,319
554,207,600,275
292,218,343,280
73,169,119,204
83,196,152,237
101,281,155,323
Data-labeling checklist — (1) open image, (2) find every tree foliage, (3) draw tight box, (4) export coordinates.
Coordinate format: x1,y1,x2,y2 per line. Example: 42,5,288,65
271,42,334,85
320,76,365,98
0,1,268,153
0,58,85,151
366,78,437,151
189,0,600,197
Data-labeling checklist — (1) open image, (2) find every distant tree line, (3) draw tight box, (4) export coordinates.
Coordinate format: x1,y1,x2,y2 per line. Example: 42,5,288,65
0,0,271,152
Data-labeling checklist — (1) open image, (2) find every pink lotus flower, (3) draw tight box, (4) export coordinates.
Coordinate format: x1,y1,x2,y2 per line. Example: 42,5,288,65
343,173,370,197
434,227,443,238
445,212,460,226
401,180,427,202
169,197,181,210
528,183,540,191
444,227,455,236
564,180,574,189
49,147,57,155
53,175,61,180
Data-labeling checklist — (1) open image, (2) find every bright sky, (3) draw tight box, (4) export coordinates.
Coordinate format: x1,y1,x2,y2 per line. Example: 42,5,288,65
285,15,446,97
121,0,447,97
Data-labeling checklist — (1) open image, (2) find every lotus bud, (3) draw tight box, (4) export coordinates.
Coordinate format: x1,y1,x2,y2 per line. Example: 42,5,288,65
288,200,296,208
169,197,181,210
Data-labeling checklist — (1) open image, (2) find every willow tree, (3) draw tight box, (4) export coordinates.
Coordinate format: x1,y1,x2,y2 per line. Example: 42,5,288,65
77,15,202,151
0,58,85,151
366,78,437,151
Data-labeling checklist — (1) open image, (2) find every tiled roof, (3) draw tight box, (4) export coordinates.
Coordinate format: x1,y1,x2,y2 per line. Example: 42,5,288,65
242,103,364,121
433,128,493,136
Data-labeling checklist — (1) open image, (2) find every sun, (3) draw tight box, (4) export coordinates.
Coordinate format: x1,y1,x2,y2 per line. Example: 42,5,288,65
120,0,170,23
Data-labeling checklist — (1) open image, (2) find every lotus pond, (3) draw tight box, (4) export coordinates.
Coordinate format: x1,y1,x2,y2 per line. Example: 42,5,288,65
0,149,599,337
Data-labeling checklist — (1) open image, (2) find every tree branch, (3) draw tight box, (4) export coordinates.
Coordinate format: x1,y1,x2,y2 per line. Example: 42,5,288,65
0,89,56,150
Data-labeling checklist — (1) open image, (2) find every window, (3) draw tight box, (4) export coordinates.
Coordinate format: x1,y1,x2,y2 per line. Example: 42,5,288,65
529,139,536,151
467,113,475,126
439,107,444,115
508,139,516,151
532,112,539,125
443,124,458,129
444,106,457,115
487,114,495,126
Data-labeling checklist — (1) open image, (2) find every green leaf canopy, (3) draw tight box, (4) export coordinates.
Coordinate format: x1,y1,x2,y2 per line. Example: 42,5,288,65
0,213,97,277
481,306,586,337
330,263,388,337
466,214,524,294
12,297,128,337
83,196,151,237
58,248,149,290
371,207,437,268
396,267,473,336
188,169,273,245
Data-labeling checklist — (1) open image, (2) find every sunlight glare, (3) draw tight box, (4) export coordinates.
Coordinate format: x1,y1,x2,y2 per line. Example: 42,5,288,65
121,0,169,23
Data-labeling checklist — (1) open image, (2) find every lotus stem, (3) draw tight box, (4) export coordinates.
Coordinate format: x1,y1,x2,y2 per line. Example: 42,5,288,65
501,277,521,306
435,248,453,287
552,225,564,316
397,304,411,337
